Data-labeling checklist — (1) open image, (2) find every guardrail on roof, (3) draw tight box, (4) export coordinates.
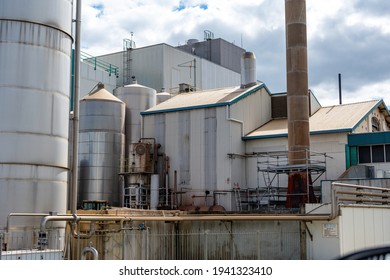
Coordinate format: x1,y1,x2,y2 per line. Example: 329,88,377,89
80,51,119,77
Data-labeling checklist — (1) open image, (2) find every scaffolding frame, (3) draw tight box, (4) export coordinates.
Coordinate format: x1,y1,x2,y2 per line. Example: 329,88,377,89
257,150,327,208
231,150,328,212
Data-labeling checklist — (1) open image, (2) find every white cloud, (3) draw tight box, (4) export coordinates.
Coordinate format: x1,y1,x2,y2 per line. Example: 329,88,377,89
79,0,390,107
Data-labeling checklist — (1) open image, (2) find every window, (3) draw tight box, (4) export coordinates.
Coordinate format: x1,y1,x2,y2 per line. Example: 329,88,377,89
372,117,380,132
386,145,390,162
358,146,371,163
372,145,385,162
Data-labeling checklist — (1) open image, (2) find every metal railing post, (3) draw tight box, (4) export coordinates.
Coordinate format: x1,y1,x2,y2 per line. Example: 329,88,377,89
204,230,208,260
257,231,261,259
0,233,3,260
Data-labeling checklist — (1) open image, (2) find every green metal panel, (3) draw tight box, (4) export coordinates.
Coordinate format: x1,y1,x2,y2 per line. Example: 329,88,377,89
345,144,351,169
345,144,358,169
350,146,358,166
348,131,390,146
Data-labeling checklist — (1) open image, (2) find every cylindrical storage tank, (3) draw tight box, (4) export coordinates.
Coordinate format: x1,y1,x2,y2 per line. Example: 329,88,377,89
240,51,257,88
113,82,156,153
0,0,73,249
187,39,199,45
78,84,125,207
150,174,159,210
156,89,171,105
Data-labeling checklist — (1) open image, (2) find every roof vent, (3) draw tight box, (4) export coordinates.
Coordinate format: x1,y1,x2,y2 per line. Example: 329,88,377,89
241,52,257,88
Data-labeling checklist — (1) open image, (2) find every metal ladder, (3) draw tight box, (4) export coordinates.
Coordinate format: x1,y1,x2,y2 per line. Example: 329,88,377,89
233,187,242,211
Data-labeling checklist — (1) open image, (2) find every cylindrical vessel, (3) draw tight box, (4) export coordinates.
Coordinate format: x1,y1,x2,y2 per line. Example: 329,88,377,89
78,84,125,207
156,90,171,105
240,52,257,88
0,0,73,248
114,82,156,153
150,174,159,210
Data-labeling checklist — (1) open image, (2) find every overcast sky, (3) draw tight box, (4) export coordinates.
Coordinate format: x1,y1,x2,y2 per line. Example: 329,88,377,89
80,0,390,107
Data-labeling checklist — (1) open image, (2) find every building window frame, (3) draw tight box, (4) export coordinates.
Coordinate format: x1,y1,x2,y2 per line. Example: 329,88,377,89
358,144,390,163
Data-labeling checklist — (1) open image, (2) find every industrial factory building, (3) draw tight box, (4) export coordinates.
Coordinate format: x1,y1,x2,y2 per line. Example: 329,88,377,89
141,83,390,211
93,35,243,93
1,0,390,261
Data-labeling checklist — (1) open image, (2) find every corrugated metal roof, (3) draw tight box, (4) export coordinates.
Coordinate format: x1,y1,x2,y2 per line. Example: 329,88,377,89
244,100,383,139
141,83,265,115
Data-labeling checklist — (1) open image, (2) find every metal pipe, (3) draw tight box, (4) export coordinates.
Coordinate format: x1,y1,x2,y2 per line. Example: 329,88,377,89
338,73,342,105
40,215,79,233
0,233,2,260
70,220,96,239
40,215,131,233
193,58,197,91
81,244,99,260
336,190,390,198
165,156,170,207
6,213,50,233
174,170,178,209
338,197,390,204
124,214,332,222
226,105,244,136
38,182,347,239
71,0,82,215
333,182,390,192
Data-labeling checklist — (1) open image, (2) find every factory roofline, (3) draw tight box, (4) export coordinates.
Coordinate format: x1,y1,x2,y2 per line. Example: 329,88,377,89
141,82,270,115
243,99,390,140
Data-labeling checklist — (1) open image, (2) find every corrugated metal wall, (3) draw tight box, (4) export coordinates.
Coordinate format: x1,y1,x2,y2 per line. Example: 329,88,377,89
142,87,272,210
339,206,390,256
97,44,241,92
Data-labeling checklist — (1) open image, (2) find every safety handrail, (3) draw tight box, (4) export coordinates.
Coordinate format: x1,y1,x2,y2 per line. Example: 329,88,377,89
80,51,119,77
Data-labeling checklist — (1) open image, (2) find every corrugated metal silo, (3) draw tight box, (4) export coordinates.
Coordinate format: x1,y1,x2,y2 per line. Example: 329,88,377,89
78,84,125,207
0,0,73,248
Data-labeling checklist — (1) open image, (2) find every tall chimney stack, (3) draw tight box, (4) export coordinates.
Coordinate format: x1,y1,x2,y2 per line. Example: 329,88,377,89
285,0,315,207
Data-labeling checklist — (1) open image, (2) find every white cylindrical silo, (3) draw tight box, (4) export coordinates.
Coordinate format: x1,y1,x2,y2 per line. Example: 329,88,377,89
0,0,73,249
240,51,257,88
156,89,171,105
114,82,156,151
78,84,125,207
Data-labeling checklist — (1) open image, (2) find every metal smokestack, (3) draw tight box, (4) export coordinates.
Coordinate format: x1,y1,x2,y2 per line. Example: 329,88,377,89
241,51,257,88
338,73,342,105
285,0,315,207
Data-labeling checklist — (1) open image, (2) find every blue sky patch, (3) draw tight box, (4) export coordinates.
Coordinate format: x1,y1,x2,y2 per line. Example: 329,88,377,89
174,1,208,12
199,4,208,10
174,1,186,11
92,3,104,17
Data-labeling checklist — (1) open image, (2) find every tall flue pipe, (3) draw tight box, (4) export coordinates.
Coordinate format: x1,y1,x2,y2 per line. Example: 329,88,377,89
285,0,315,207
285,0,309,165
71,0,82,214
